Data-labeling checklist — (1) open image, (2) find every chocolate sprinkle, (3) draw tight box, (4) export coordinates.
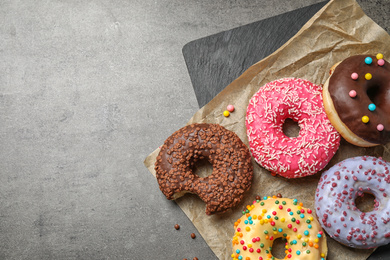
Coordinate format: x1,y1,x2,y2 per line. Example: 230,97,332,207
155,123,254,215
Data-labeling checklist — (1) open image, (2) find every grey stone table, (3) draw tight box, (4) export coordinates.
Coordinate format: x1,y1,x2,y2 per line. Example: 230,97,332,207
0,1,389,260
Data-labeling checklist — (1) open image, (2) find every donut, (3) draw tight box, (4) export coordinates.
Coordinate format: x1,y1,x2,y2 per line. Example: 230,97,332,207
154,123,254,215
232,196,327,260
315,156,390,249
245,78,340,178
322,54,390,147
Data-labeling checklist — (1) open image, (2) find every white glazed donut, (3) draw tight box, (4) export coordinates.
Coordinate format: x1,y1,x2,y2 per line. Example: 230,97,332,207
315,156,390,249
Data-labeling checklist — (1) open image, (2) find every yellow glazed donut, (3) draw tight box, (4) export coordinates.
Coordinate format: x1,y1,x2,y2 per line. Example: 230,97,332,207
232,196,327,260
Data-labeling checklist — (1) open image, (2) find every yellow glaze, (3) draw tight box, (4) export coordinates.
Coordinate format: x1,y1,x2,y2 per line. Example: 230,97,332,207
231,197,327,260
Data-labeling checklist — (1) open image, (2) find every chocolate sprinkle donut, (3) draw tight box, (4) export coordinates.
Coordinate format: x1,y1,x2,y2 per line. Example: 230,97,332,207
154,123,253,215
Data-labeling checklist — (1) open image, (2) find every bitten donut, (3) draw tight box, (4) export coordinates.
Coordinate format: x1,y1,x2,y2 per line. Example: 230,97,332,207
315,156,390,249
154,123,253,215
232,196,327,260
323,54,390,147
246,78,340,178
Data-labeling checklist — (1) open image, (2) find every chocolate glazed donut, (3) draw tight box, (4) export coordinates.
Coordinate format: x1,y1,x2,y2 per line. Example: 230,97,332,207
323,54,390,147
155,123,253,215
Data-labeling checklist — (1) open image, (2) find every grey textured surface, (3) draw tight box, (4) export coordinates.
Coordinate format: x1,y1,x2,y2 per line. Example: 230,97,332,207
0,1,389,260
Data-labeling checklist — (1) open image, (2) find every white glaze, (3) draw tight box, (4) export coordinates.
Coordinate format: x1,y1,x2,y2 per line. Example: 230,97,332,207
315,156,390,249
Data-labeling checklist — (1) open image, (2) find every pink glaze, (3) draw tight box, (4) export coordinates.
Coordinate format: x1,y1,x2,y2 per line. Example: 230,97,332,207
315,156,390,249
245,78,340,178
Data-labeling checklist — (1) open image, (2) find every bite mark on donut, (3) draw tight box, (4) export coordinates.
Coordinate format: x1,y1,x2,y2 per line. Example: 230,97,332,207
155,123,253,215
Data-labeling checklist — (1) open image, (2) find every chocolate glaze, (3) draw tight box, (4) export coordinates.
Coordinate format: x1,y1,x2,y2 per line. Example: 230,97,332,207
154,123,253,215
328,55,390,144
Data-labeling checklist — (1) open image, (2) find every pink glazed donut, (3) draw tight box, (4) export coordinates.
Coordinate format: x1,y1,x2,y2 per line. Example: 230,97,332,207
315,156,390,249
246,78,340,178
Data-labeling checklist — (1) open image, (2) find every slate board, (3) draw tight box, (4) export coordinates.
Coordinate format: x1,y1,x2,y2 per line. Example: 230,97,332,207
183,1,329,108
182,1,390,259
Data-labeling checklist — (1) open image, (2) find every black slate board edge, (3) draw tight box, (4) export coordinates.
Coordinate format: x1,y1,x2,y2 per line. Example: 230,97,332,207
182,1,329,108
182,1,328,54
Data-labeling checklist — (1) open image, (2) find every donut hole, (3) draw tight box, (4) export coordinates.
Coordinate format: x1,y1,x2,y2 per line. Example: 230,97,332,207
192,158,213,178
355,192,376,212
282,118,300,138
271,237,287,259
366,86,380,105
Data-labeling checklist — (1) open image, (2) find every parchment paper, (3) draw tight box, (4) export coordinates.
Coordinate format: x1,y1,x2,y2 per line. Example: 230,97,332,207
144,0,390,259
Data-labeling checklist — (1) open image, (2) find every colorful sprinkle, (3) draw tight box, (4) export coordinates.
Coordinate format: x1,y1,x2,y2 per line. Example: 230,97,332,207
365,73,372,80
349,90,357,98
362,116,369,123
227,104,235,112
365,57,373,64
378,59,385,66
368,103,376,111
232,198,325,260
377,124,384,131
351,72,358,80
376,53,384,60
223,110,230,117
